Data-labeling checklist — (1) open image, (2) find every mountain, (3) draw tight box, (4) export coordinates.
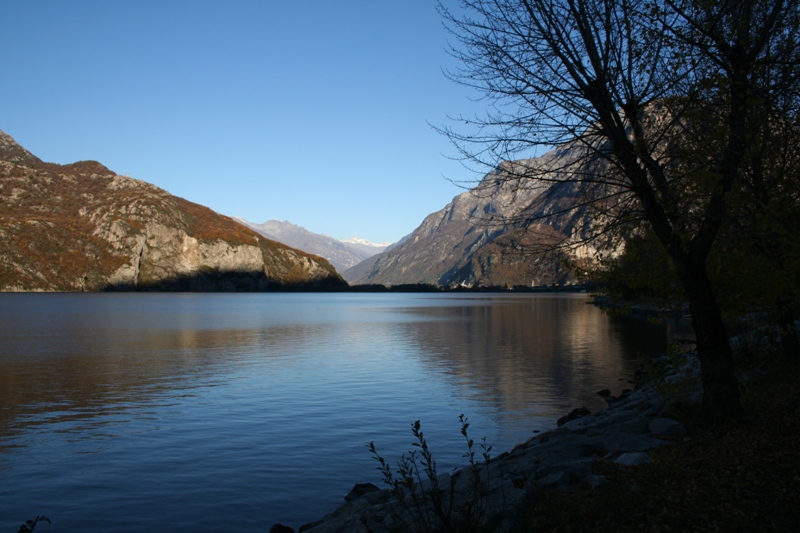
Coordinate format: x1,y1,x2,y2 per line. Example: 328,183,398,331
0,129,347,292
343,144,601,288
237,218,391,273
341,236,395,256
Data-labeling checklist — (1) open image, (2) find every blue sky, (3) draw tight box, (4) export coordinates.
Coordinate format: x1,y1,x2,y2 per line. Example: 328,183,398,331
1,1,487,244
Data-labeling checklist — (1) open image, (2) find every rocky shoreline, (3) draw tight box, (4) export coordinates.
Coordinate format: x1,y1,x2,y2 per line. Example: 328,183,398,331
270,353,701,533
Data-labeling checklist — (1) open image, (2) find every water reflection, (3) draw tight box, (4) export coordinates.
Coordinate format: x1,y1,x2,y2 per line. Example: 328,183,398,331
383,295,686,425
0,294,344,445
0,294,691,443
0,293,693,532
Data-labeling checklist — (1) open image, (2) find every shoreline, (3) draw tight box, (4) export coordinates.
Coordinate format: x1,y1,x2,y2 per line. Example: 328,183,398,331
273,352,700,532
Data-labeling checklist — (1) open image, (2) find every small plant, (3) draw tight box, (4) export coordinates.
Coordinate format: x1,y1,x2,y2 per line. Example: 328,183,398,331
459,414,492,526
730,316,781,369
641,340,700,415
17,516,50,533
369,416,492,532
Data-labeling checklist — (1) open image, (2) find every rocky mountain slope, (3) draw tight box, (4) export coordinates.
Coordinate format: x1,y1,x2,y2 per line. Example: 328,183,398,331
343,144,605,288
0,129,346,292
237,218,390,273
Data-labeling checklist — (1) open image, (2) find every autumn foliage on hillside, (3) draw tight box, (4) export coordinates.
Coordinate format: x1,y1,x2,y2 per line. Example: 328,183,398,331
0,131,343,292
0,159,125,290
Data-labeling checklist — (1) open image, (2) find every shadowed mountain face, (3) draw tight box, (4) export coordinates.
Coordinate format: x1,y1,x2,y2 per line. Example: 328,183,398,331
343,145,607,288
237,219,390,274
0,129,346,292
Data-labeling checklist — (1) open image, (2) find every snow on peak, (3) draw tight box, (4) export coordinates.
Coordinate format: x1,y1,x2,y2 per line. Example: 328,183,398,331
342,236,392,248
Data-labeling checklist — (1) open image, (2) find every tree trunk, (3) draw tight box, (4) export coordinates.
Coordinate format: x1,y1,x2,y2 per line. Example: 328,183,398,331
777,296,800,363
680,264,745,419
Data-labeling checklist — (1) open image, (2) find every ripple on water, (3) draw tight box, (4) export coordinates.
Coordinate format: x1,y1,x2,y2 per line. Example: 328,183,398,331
0,293,691,531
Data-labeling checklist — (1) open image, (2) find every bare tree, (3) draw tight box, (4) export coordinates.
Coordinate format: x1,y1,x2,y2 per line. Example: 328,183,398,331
438,0,800,418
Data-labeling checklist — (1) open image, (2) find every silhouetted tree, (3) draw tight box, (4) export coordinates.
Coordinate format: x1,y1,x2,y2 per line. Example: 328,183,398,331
438,0,800,418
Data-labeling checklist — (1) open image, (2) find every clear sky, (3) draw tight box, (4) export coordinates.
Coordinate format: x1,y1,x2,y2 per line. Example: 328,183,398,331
0,0,486,244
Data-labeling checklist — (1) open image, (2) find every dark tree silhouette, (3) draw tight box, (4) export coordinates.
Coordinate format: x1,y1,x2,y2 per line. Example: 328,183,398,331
438,0,800,418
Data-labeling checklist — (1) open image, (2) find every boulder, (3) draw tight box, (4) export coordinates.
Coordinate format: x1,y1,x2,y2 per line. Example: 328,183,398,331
602,431,664,453
582,474,608,488
614,452,653,466
557,407,591,426
648,418,688,438
535,471,571,488
344,483,380,502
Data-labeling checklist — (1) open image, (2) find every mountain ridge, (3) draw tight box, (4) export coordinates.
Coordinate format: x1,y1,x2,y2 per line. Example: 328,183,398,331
236,218,391,273
341,236,394,248
343,144,601,288
0,129,346,292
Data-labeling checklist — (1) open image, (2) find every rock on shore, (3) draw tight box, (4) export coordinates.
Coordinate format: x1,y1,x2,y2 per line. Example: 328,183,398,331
275,354,701,533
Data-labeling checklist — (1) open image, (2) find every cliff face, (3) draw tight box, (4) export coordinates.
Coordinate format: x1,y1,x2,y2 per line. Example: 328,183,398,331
0,129,346,292
344,144,606,288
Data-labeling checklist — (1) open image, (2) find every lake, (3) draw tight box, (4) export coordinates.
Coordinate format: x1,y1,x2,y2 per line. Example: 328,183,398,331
0,292,691,531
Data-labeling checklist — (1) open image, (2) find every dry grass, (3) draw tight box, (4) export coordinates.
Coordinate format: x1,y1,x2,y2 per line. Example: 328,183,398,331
0,161,132,289
514,360,800,532
173,196,260,246
1,154,343,291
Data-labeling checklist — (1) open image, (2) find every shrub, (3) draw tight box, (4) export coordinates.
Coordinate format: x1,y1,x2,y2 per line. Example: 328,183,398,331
17,516,50,533
368,415,491,532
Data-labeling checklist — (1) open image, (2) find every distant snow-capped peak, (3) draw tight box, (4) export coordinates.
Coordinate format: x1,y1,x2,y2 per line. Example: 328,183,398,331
341,236,392,248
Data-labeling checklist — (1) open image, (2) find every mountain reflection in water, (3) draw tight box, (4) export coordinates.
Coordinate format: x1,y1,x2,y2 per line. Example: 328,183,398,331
0,293,692,532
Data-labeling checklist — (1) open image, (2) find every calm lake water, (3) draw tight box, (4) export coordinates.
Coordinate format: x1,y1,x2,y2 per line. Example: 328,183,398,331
0,292,691,531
